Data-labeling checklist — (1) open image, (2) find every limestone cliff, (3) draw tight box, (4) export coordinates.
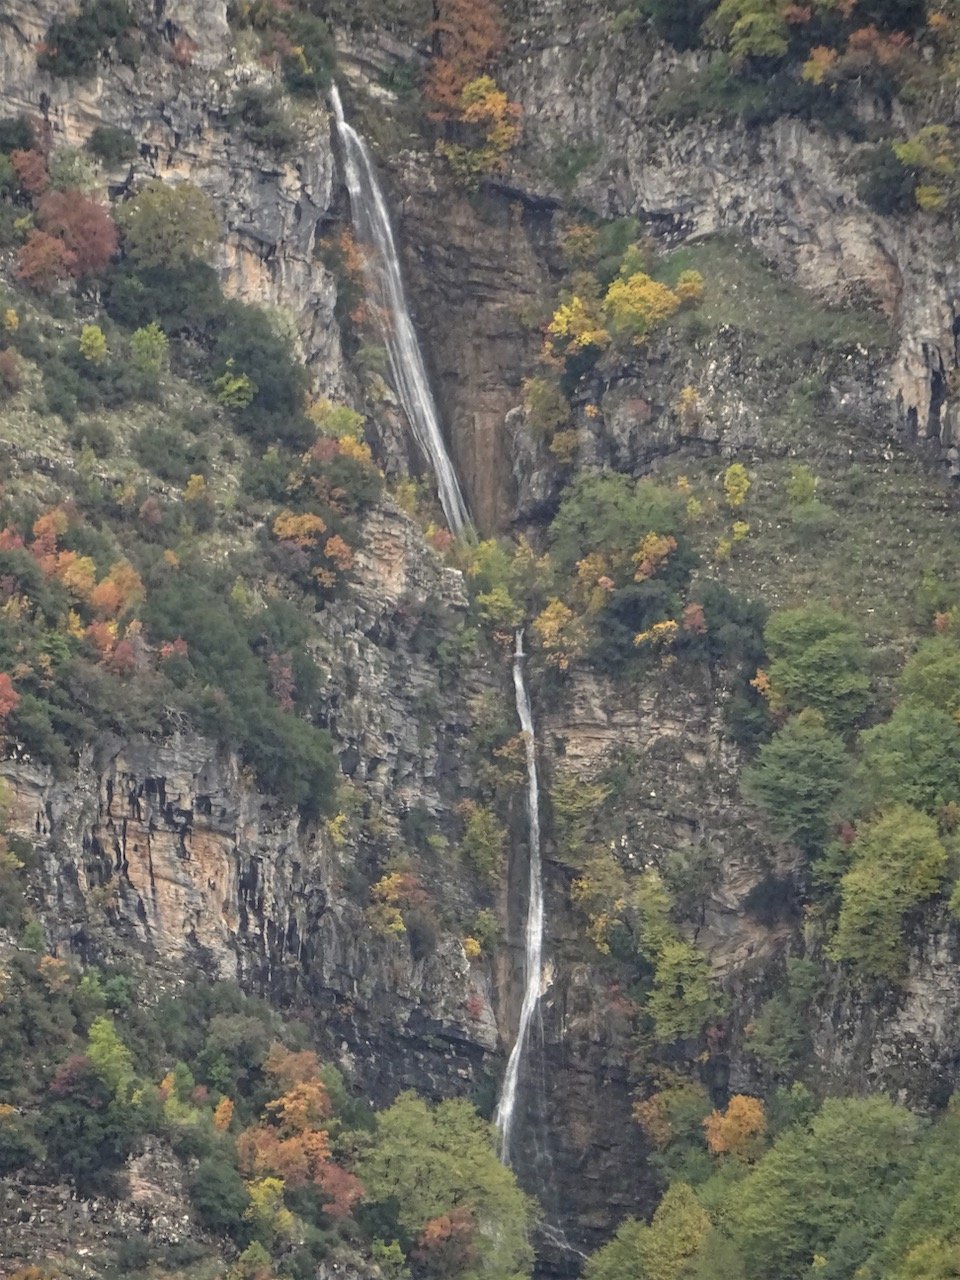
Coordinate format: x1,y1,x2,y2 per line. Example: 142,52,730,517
4,0,960,1274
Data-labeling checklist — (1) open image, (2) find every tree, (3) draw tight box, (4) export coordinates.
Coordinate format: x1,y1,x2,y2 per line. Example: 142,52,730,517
189,1157,251,1235
704,1095,766,1160
86,1015,133,1093
742,710,849,853
647,937,718,1044
586,1183,711,1280
118,180,219,269
424,0,505,111
356,1094,533,1280
898,635,960,717
604,272,681,344
764,603,870,732
130,322,169,378
16,231,76,292
79,324,108,365
728,1096,922,1280
36,190,117,279
710,0,790,63
858,703,960,815
830,806,946,980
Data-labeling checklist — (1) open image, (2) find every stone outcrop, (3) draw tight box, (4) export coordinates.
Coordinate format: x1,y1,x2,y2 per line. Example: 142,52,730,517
499,0,960,469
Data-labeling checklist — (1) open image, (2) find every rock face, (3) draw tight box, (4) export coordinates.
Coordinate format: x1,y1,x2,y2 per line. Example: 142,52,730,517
499,0,960,469
0,0,343,387
0,504,501,1101
5,1,960,1273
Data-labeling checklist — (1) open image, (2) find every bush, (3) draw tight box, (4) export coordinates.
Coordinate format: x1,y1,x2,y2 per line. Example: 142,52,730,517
638,0,713,49
0,116,34,153
87,124,137,166
133,423,209,485
855,144,917,214
228,86,296,151
214,302,312,448
38,0,134,78
104,261,223,333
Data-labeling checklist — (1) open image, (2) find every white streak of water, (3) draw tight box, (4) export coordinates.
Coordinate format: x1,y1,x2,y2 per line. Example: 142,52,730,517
329,82,546,1177
329,83,471,537
493,629,544,1165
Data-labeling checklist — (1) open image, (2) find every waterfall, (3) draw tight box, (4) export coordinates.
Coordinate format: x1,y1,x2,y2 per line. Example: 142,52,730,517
328,83,471,537
329,84,546,1171
493,629,544,1165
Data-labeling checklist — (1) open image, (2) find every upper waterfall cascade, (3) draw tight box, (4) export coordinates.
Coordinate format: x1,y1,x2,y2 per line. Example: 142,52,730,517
329,83,471,538
329,84,546,1168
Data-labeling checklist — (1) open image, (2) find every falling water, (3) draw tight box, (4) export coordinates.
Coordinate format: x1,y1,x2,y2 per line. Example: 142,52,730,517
330,81,548,1178
493,629,544,1164
328,83,471,537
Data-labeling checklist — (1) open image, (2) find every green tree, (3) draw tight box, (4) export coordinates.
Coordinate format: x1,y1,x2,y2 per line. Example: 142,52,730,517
648,938,718,1044
79,323,108,365
742,710,849,853
86,1015,134,1093
586,1183,711,1280
728,1096,922,1280
130,321,169,379
765,604,870,732
867,1105,960,1280
858,704,960,815
898,635,960,717
118,180,219,270
460,805,506,882
356,1094,533,1280
830,806,946,980
189,1157,251,1236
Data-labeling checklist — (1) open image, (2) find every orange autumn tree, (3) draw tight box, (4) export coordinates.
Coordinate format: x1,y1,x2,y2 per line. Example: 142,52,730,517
423,0,506,113
704,1094,767,1160
235,1043,363,1219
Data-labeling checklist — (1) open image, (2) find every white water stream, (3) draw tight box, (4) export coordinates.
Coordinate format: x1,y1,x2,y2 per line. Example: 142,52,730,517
492,629,544,1164
329,83,545,1172
329,83,471,537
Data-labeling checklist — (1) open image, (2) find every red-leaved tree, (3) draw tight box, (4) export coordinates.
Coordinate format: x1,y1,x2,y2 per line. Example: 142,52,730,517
37,190,118,279
16,230,76,292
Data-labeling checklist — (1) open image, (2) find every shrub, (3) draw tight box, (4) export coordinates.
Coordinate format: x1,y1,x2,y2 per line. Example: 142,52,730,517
279,12,335,94
0,349,21,395
855,142,916,212
87,124,137,166
228,85,296,151
38,0,135,78
0,116,34,153
104,261,223,332
213,302,312,448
